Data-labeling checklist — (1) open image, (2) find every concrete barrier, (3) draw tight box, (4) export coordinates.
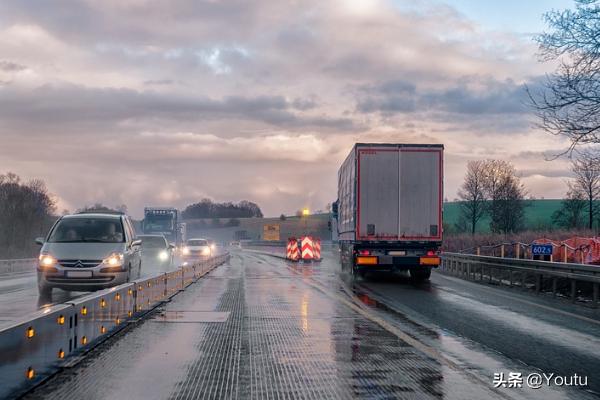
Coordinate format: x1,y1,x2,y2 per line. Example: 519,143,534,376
0,253,230,399
0,258,36,275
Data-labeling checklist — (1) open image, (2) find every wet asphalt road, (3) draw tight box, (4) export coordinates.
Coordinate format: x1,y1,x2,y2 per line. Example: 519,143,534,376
23,248,600,400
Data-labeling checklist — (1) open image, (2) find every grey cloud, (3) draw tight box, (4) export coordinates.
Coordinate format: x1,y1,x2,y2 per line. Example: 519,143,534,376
356,77,528,115
0,85,353,131
0,61,26,72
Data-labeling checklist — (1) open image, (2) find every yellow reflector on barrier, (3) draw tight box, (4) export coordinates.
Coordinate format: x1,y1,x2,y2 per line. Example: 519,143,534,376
115,293,121,301
128,311,132,317
26,326,34,338
81,336,87,345
81,307,87,316
57,315,65,325
26,367,34,379
116,317,121,324
58,349,65,359
419,257,440,266
100,298,106,308
100,326,106,334
356,256,378,265
128,289,133,296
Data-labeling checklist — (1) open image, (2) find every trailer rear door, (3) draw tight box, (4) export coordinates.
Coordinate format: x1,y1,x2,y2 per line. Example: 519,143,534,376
357,149,399,239
398,149,442,240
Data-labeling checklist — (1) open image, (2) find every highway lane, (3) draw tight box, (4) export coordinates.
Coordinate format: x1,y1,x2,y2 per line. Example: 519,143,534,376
248,247,600,399
0,253,200,330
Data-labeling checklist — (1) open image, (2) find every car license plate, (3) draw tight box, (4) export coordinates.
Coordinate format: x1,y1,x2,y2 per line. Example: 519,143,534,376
388,251,406,256
67,271,92,278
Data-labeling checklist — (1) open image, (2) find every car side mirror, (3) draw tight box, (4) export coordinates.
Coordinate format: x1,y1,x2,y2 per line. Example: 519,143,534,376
168,243,175,249
131,239,142,247
35,237,44,245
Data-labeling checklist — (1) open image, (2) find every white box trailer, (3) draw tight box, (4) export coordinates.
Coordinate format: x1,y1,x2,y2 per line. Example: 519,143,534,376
335,143,443,281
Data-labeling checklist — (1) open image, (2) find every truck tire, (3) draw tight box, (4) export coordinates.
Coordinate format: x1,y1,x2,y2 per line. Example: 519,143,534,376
410,268,431,282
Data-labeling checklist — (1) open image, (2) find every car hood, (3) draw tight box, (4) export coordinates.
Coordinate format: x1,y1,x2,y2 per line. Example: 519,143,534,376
41,242,125,260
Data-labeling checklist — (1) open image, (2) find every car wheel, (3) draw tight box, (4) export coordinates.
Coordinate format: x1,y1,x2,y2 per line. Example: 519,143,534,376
38,281,52,298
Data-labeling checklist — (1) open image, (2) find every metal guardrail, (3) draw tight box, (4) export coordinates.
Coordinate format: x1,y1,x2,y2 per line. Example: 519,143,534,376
0,253,230,399
0,258,36,275
441,253,600,307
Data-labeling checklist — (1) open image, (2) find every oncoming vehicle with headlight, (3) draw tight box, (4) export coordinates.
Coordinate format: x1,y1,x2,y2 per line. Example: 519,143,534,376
138,234,174,271
35,212,142,297
181,238,212,260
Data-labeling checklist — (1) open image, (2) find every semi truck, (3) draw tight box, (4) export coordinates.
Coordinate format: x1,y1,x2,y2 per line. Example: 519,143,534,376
333,143,443,281
142,207,186,246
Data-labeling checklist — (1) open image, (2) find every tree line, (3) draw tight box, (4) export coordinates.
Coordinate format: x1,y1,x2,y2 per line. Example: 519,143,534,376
182,199,263,219
0,173,56,258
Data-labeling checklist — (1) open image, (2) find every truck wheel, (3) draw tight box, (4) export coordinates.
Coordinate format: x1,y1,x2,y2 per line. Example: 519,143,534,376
410,268,431,282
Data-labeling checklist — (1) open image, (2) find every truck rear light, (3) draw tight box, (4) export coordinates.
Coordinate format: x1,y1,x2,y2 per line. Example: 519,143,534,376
357,250,371,256
420,256,440,266
426,250,436,256
356,256,378,265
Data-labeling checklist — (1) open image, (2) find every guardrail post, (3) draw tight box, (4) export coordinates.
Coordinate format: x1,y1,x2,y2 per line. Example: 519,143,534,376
562,245,567,263
476,247,480,256
521,272,527,290
500,245,505,258
515,244,520,259
535,274,541,294
509,270,513,286
552,277,557,297
571,280,577,303
593,283,599,308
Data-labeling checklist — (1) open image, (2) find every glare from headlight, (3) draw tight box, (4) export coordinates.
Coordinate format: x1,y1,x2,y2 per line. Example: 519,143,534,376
202,247,210,255
158,251,168,261
210,244,216,250
182,247,190,255
39,254,56,267
103,253,124,266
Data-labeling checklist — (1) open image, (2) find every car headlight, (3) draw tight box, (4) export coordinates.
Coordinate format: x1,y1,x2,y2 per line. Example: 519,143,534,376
182,247,190,255
158,250,169,261
210,244,216,250
39,254,56,267
103,253,124,267
202,247,210,255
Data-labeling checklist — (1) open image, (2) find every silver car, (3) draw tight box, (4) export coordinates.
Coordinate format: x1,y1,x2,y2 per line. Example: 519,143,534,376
35,212,142,297
139,234,175,271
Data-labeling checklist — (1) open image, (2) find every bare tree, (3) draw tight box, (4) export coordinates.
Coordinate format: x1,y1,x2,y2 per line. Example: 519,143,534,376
528,1,600,152
458,160,487,235
552,186,587,229
0,173,56,258
570,152,600,229
482,160,528,234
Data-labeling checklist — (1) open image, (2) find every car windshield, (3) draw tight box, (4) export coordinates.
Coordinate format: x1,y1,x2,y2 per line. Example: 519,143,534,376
140,236,167,249
48,218,125,243
187,239,207,246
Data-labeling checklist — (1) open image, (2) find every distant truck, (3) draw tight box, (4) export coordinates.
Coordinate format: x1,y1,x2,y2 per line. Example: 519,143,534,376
334,143,443,281
142,207,186,246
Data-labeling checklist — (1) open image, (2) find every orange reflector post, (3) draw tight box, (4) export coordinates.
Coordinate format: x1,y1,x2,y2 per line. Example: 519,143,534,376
356,256,378,265
420,256,440,266
26,327,35,338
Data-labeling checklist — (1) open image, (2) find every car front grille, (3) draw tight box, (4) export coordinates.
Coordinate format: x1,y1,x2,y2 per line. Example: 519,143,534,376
58,259,103,268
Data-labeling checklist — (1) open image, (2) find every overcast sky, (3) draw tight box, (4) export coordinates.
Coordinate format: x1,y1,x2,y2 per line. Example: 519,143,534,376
0,0,576,218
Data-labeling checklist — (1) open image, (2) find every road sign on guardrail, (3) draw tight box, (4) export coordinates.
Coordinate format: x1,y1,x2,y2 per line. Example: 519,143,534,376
532,244,553,256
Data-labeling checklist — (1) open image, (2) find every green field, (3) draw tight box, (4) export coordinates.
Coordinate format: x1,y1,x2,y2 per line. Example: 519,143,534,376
443,199,564,233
